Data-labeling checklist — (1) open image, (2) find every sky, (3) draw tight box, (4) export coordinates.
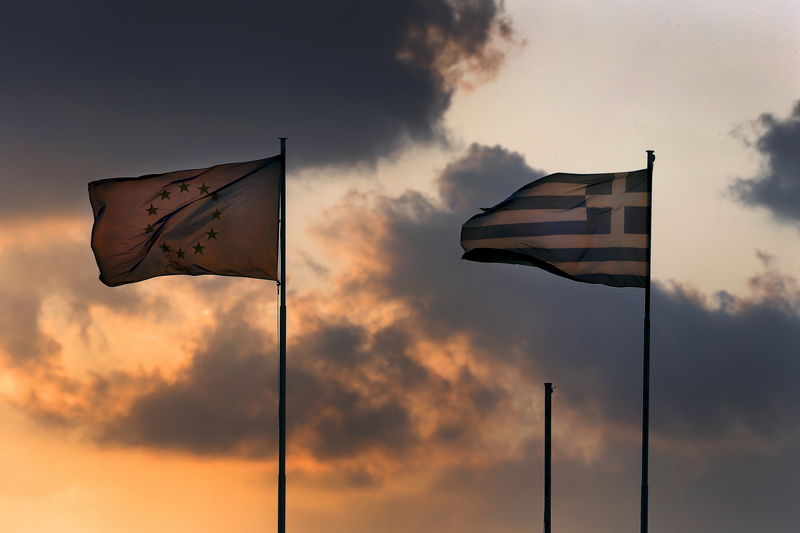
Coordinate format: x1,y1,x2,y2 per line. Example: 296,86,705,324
1,1,799,532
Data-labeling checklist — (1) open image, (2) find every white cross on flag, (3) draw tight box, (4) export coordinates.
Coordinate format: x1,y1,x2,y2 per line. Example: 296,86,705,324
460,169,650,287
88,156,281,287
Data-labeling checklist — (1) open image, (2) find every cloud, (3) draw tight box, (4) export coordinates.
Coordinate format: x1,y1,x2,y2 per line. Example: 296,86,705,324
13,144,797,468
16,143,800,461
732,100,800,223
93,300,507,464
652,278,800,448
0,236,151,366
0,288,60,365
303,144,800,456
387,146,800,450
7,144,800,530
293,436,800,533
2,1,514,218
99,308,280,456
438,143,544,211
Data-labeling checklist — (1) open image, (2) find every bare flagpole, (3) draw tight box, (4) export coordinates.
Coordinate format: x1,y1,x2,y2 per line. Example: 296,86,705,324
640,149,655,533
278,137,287,533
544,382,553,533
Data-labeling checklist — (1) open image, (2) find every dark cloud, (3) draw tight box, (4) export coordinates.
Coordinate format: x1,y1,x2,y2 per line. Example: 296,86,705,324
93,306,499,462
652,279,800,443
100,310,279,456
97,300,515,462
311,398,415,460
2,0,512,218
732,100,800,223
438,143,544,211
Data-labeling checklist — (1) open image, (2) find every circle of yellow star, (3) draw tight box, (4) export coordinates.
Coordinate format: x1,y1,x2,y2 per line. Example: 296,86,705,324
193,242,205,254
198,184,210,194
159,189,171,200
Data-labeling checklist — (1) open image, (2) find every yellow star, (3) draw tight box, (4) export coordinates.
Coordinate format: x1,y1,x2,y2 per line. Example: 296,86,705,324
144,224,154,233
146,204,158,215
211,209,222,220
206,228,218,240
198,183,210,194
159,189,171,200
178,183,190,192
193,242,205,254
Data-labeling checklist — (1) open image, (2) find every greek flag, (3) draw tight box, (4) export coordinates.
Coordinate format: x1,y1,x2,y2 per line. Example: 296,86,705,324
461,169,650,288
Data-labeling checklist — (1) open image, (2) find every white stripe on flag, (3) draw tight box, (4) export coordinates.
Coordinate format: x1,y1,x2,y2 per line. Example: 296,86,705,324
464,208,588,226
586,192,649,208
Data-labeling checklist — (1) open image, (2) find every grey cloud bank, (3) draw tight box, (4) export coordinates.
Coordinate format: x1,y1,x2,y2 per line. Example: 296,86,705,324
1,1,511,218
733,99,800,223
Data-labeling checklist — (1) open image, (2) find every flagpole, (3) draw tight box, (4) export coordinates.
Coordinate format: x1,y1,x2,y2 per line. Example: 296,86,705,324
640,149,655,533
278,137,287,533
544,382,553,533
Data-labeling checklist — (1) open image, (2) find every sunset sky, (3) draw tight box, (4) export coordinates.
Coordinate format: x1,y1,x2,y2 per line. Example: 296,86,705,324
2,1,800,532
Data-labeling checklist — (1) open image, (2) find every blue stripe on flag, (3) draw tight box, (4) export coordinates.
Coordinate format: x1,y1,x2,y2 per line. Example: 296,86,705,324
463,208,611,239
572,273,646,288
461,248,646,288
506,247,648,262
518,173,617,188
625,173,648,192
624,206,649,234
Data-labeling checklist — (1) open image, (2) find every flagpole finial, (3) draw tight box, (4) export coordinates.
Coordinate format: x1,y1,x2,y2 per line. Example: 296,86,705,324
646,150,655,164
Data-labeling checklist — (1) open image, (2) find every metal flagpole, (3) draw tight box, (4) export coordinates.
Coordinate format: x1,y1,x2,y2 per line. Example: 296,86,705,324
278,137,287,533
544,382,553,533
640,149,655,533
